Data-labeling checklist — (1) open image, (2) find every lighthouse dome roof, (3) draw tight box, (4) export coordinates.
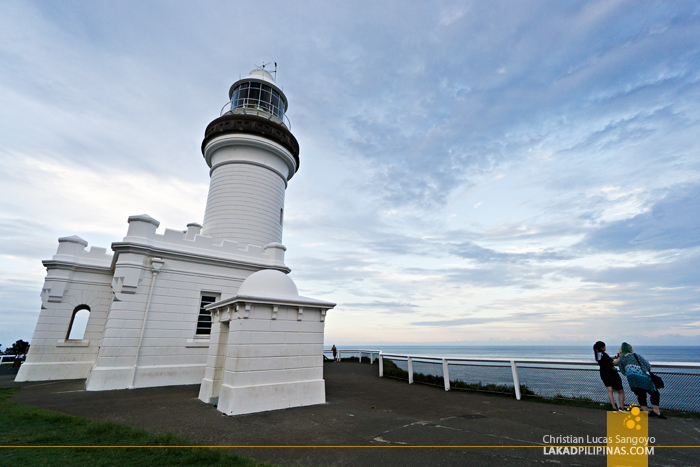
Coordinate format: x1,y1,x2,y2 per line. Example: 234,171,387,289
237,269,299,298
246,68,276,85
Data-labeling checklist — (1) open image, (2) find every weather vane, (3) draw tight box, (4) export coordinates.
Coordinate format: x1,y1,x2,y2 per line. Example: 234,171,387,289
255,61,278,80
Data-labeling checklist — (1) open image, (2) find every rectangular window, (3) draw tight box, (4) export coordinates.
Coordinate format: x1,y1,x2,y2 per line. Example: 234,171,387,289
196,294,218,336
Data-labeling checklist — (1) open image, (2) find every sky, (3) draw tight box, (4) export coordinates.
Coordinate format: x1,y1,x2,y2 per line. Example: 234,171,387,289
1,0,699,348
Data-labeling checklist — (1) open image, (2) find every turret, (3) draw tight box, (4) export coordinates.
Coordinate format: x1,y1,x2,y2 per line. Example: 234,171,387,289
200,67,299,246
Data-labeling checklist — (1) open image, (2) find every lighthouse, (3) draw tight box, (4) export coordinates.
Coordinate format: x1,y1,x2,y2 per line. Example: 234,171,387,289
201,68,299,246
18,68,335,415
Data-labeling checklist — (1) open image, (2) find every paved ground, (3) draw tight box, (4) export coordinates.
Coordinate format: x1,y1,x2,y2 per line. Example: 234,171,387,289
2,363,699,466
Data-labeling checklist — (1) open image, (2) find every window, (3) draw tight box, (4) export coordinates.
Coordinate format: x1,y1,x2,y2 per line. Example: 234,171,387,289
230,83,285,120
280,208,284,226
248,87,260,102
196,294,219,336
271,89,285,119
67,305,90,340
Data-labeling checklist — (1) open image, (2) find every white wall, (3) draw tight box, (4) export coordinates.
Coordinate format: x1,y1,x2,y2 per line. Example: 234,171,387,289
202,302,326,416
201,133,296,246
16,239,113,382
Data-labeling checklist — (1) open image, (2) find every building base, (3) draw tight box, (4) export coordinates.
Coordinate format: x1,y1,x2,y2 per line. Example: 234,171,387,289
14,361,94,382
85,363,205,391
198,377,221,404
216,379,326,416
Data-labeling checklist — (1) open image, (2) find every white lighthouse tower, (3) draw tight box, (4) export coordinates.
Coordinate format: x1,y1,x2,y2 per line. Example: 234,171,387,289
18,68,336,416
201,67,298,246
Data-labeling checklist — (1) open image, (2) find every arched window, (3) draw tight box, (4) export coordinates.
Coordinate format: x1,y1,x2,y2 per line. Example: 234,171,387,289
67,305,90,340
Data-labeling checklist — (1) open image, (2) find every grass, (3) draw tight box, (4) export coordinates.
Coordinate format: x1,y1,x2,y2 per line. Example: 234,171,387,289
378,359,700,419
0,388,278,466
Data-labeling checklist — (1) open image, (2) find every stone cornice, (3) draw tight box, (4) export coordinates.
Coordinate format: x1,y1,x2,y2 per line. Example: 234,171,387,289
42,260,113,275
202,114,299,170
110,242,291,273
207,295,335,311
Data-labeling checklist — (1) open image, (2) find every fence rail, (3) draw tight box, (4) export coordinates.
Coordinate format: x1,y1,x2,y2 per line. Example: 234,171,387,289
219,101,291,129
0,355,18,365
325,349,700,413
323,349,381,363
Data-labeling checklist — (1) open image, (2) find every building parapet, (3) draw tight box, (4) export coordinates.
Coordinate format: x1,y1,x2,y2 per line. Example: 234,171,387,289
48,235,114,269
118,214,288,271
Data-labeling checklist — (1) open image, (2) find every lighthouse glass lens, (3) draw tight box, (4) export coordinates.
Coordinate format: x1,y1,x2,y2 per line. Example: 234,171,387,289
272,89,284,118
231,88,240,106
232,84,248,108
271,93,280,116
259,88,271,112
231,81,285,120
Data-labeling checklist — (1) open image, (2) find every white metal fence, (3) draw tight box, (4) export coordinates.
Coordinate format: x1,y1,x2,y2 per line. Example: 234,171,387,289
323,349,381,363
0,355,18,365
324,349,700,413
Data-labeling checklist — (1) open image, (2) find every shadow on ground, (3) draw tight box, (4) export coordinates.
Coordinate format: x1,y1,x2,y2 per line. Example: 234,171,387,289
2,363,698,466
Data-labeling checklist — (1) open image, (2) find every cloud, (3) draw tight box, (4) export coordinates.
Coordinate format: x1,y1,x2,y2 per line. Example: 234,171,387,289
411,317,502,327
343,301,418,308
411,311,551,327
579,184,700,252
2,1,700,345
567,251,700,288
0,218,56,260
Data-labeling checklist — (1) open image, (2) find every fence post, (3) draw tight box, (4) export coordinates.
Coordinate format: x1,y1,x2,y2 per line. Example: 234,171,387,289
442,358,450,391
378,354,384,377
370,351,374,364
407,357,413,384
510,360,521,400
338,350,341,361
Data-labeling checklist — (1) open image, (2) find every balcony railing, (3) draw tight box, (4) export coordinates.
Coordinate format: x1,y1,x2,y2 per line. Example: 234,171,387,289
220,100,291,130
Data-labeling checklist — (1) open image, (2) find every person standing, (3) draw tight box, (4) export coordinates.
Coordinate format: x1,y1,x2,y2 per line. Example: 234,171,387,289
331,345,338,363
617,342,666,419
593,341,625,411
11,340,29,370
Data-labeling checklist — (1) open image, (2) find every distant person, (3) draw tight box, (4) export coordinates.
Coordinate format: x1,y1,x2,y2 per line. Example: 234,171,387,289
11,340,27,369
593,341,625,411
12,351,26,369
332,345,338,362
617,342,666,419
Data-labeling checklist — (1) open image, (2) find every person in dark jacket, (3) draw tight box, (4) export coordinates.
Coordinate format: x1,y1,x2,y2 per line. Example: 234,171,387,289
593,341,625,411
618,342,666,419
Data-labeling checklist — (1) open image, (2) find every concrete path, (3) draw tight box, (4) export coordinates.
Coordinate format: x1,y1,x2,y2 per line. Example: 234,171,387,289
2,363,699,466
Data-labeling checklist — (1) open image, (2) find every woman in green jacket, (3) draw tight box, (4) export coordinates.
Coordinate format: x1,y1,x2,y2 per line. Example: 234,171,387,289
617,342,666,419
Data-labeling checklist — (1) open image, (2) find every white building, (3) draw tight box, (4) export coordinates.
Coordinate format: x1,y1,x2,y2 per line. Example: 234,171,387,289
16,68,336,415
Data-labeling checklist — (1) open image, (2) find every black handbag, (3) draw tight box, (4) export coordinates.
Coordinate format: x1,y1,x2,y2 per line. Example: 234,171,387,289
634,354,664,389
649,373,665,389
